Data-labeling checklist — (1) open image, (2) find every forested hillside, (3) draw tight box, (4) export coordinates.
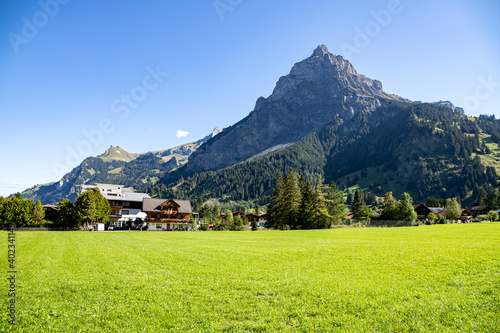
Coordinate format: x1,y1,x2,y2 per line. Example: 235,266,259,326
146,103,499,208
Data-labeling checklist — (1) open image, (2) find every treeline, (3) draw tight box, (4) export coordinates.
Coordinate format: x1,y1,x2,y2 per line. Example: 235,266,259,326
267,169,346,230
0,194,45,228
0,188,110,229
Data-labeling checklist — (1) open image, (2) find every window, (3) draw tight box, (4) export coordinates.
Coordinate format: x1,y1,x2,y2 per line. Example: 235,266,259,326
156,224,161,229
123,201,130,207
122,210,129,215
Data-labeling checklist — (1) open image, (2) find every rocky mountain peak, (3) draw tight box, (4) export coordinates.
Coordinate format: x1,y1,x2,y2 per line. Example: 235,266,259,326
312,44,330,57
187,45,408,172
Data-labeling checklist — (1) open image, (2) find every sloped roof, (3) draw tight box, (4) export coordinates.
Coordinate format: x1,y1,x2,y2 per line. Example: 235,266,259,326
428,207,444,214
470,206,492,211
142,198,192,214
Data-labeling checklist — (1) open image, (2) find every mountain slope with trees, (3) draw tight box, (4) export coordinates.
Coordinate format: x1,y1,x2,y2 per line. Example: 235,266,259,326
147,102,499,208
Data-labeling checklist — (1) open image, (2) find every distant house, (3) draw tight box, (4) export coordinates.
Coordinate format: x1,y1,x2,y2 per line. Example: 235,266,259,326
413,203,432,220
257,214,268,227
469,206,492,217
81,184,150,228
43,204,58,222
460,209,473,222
246,213,268,227
428,207,445,216
246,213,259,226
143,198,200,231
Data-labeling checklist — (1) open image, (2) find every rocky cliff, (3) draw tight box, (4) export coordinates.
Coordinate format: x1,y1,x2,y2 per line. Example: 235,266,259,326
187,45,407,172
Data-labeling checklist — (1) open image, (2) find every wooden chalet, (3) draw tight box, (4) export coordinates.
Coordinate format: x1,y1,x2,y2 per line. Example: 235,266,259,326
460,209,473,222
469,206,492,217
413,203,432,220
43,204,58,222
143,198,198,231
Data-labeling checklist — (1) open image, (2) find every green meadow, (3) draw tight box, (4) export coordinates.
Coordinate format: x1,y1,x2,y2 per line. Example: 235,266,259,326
1,224,499,332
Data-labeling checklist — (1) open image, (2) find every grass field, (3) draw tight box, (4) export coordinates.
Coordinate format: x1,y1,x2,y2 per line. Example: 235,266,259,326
1,224,499,332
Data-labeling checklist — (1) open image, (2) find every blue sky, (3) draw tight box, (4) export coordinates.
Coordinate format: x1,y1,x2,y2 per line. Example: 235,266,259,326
0,0,499,197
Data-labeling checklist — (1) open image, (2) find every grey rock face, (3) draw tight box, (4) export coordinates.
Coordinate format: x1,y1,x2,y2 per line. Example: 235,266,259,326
187,45,404,172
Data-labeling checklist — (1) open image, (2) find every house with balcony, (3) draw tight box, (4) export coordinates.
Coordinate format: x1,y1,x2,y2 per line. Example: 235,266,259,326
143,198,201,231
81,184,151,227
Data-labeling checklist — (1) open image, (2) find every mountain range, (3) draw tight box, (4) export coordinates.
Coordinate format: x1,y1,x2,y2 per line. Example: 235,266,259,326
19,45,500,208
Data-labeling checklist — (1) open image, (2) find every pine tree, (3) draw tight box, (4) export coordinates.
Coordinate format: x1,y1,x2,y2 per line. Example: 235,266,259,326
251,219,258,231
298,180,315,229
487,189,500,210
474,187,488,206
193,197,203,213
326,182,346,225
311,175,331,228
352,190,369,220
281,168,301,229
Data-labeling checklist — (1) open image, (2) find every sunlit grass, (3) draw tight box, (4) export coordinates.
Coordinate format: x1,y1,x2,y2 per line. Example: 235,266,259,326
1,223,499,332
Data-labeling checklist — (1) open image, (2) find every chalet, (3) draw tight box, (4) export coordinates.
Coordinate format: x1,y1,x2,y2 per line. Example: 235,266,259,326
43,204,58,222
413,203,432,220
460,209,473,222
257,214,268,227
246,213,259,226
143,198,199,231
81,184,150,227
469,206,492,217
428,207,445,215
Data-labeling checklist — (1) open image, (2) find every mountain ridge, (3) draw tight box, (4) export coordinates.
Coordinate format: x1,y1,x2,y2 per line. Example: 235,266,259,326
17,128,223,203
15,45,499,208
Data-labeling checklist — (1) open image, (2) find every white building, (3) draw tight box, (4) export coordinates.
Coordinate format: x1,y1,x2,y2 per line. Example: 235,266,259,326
81,184,151,228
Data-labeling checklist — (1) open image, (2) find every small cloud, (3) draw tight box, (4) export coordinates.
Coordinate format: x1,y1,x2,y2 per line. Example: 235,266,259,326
176,129,189,138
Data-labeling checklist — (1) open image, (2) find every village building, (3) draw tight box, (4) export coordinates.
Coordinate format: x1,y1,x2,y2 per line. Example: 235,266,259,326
43,204,59,222
246,213,268,227
460,209,473,222
143,198,200,231
81,184,150,228
413,203,432,220
469,206,492,217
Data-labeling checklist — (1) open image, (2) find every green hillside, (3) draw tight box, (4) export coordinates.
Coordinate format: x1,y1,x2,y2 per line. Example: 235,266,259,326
98,145,139,162
147,102,499,208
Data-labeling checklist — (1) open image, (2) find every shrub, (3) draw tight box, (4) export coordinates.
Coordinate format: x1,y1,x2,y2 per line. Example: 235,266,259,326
477,214,489,222
487,211,499,222
200,224,209,231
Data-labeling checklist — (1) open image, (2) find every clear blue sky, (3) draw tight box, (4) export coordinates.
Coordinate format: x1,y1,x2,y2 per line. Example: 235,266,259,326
0,0,499,197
